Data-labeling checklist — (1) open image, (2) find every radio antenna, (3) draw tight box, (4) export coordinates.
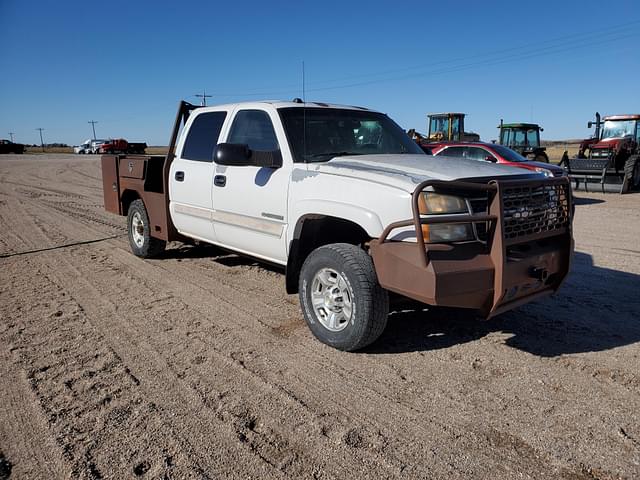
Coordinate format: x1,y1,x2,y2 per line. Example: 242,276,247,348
302,61,307,161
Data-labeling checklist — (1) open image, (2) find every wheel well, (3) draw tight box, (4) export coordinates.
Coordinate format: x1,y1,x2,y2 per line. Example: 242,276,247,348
285,215,371,294
120,189,140,216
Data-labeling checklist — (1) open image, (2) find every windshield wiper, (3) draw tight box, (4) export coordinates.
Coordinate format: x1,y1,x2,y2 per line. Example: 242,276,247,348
307,151,362,160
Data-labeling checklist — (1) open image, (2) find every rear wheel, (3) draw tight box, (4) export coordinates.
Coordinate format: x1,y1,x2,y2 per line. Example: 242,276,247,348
534,152,549,163
299,243,389,351
622,155,640,193
127,199,166,257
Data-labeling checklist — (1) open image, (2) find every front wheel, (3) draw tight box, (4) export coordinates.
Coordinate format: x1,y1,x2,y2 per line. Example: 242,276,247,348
622,155,640,193
299,243,389,351
127,199,166,257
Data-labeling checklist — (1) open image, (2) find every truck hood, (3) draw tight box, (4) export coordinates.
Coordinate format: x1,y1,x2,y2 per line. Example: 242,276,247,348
307,154,539,192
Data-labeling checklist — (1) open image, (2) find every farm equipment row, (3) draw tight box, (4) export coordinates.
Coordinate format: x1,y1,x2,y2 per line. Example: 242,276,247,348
409,111,640,193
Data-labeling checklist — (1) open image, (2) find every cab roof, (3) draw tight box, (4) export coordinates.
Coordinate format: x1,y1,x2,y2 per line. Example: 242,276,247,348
499,122,541,129
427,112,466,117
194,99,373,112
603,114,640,121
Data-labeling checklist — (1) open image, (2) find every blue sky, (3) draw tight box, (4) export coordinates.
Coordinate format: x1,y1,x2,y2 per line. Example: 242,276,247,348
1,0,638,146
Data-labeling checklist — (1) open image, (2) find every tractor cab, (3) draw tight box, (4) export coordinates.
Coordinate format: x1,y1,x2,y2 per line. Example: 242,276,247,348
497,120,548,163
588,114,640,170
426,112,480,144
428,113,466,142
409,113,479,153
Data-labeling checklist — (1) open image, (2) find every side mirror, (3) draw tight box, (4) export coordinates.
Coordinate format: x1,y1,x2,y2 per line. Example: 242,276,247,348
588,121,593,128
485,155,497,162
214,143,251,166
214,143,283,168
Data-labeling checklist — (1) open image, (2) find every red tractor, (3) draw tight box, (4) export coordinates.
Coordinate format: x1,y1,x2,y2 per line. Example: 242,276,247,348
587,114,639,174
569,113,640,193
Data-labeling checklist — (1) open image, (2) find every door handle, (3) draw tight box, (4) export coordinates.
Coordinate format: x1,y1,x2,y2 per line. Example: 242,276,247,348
175,171,185,182
214,175,226,187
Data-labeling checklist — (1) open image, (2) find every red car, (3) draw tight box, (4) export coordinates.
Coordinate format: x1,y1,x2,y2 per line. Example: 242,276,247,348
431,141,565,177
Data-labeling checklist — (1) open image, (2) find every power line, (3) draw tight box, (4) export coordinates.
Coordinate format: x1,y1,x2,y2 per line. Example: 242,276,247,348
204,18,640,98
36,128,45,152
195,89,212,106
88,120,98,140
8,132,15,142
304,18,640,88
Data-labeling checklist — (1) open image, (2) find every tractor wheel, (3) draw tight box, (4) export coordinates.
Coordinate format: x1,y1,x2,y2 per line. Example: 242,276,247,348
534,152,549,163
622,155,640,193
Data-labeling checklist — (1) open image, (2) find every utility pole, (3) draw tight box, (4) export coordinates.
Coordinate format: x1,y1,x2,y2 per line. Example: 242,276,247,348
195,89,212,106
8,132,15,142
36,128,45,152
88,120,98,140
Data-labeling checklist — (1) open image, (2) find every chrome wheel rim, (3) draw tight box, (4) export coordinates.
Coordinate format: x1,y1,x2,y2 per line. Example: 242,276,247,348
131,212,145,248
310,268,353,332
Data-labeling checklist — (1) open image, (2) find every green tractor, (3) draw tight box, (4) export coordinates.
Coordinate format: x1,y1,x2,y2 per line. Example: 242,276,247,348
497,120,549,163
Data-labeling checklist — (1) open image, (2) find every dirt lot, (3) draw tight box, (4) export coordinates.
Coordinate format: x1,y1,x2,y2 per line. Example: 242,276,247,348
1,154,639,480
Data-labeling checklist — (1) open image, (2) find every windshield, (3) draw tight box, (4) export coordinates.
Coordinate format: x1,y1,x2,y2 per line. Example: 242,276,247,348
601,120,636,139
429,115,461,141
502,128,539,147
491,144,529,162
278,107,423,162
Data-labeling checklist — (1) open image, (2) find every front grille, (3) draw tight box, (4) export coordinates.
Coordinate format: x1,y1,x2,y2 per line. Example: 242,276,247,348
502,183,570,241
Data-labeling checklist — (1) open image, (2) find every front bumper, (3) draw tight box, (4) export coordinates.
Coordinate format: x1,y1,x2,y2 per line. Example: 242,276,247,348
369,177,573,318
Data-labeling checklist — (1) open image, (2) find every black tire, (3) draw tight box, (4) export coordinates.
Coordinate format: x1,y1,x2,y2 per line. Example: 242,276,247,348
622,155,640,193
534,152,549,163
298,243,389,351
127,199,166,258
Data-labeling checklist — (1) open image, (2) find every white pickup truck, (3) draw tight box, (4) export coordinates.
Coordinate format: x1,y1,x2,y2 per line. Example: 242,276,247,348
101,100,573,351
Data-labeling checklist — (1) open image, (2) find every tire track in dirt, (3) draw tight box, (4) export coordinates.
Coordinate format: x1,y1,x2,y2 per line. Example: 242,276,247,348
1,190,283,478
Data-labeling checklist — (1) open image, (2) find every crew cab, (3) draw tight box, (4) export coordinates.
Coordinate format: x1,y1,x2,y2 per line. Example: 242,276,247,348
101,100,573,351
432,142,565,177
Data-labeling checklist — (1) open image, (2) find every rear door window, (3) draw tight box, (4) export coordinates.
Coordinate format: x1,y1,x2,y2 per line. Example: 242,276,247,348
182,111,227,162
437,146,465,157
465,147,489,161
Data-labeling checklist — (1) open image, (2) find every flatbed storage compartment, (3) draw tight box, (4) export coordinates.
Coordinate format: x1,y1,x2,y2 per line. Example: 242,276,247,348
101,155,121,214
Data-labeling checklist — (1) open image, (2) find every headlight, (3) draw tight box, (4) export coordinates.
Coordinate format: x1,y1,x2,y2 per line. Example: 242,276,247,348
420,193,468,214
534,167,553,177
418,193,474,243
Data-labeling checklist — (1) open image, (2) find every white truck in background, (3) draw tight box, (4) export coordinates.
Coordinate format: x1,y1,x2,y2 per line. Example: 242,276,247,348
75,139,106,154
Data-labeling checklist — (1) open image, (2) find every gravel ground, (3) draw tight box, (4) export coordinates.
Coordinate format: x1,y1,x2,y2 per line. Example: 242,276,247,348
1,154,639,480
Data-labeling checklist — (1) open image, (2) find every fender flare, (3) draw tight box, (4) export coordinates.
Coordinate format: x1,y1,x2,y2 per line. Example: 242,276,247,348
288,200,385,243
